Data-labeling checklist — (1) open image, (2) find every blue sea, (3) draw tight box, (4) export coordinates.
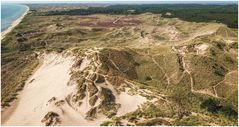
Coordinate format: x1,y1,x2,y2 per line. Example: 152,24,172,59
1,4,28,32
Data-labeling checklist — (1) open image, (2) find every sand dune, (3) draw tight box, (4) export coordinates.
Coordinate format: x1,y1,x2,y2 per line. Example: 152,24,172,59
2,51,149,125
1,52,111,126
2,53,75,125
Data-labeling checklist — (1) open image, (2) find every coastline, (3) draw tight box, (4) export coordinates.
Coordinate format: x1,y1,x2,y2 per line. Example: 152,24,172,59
1,5,29,40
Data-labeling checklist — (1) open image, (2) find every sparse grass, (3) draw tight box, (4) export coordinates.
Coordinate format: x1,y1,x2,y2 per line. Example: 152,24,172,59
174,115,201,126
98,88,119,118
144,75,152,81
134,55,165,83
188,54,227,90
100,121,112,126
89,95,98,106
1,51,39,106
136,118,171,126
141,103,165,118
229,42,238,49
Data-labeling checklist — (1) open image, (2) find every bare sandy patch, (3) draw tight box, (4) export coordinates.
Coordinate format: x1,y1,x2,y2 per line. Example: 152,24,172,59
1,53,107,125
116,88,147,116
2,53,74,125
195,44,209,55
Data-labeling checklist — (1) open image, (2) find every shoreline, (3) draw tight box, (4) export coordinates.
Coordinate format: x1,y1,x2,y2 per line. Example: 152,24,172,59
1,5,29,40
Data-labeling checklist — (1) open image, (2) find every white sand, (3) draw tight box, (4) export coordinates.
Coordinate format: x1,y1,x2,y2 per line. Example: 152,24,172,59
1,53,107,125
2,53,74,125
1,5,29,40
195,44,209,55
79,57,91,71
2,50,147,125
116,88,147,116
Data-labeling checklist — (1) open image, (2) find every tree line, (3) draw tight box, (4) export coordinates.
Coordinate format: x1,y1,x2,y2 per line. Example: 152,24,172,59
37,4,238,28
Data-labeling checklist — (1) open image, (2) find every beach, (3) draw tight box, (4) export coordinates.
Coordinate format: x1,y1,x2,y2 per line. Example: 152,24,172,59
1,5,29,40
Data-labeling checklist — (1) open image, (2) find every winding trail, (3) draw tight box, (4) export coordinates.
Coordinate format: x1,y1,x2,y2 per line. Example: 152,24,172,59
150,55,171,85
172,46,220,98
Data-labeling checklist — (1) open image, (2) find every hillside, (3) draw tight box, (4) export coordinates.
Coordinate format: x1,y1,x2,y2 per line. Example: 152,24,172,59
1,10,238,126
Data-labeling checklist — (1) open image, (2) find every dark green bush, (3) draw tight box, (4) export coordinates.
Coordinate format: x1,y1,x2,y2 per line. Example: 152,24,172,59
144,76,152,81
200,98,221,113
201,98,238,119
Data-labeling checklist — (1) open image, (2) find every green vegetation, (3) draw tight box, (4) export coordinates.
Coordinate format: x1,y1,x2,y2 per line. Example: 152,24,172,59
86,107,97,120
229,42,238,49
201,98,221,113
100,121,112,126
200,98,238,120
39,4,238,28
89,95,98,106
136,118,171,126
98,88,119,118
1,51,39,107
140,103,165,118
144,75,152,81
174,116,201,126
122,102,169,123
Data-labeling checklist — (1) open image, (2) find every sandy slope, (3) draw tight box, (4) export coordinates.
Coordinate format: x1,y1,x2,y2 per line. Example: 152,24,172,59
117,90,146,116
2,53,75,125
1,53,110,126
2,52,148,125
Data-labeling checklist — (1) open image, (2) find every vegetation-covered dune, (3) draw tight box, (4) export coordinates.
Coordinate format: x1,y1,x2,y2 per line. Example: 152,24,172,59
1,4,238,126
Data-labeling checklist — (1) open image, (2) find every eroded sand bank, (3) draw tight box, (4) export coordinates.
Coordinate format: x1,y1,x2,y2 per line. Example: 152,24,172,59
2,51,148,125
